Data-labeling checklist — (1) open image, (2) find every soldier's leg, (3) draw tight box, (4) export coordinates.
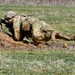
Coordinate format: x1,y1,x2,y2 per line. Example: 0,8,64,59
55,32,75,41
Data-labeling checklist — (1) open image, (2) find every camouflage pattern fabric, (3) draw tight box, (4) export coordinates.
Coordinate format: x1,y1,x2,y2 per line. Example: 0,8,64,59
32,21,54,44
56,32,75,41
12,15,31,41
21,19,30,31
28,17,39,24
13,15,21,40
13,15,21,28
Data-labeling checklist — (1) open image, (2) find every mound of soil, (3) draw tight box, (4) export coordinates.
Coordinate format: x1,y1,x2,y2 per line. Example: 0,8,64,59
0,31,26,47
0,31,75,50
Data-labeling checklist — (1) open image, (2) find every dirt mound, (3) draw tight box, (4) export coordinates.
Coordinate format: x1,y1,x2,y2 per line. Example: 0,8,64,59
0,31,40,50
0,31,75,50
0,31,26,47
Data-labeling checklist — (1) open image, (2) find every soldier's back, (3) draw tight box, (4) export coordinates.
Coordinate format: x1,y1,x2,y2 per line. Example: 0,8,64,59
32,20,54,44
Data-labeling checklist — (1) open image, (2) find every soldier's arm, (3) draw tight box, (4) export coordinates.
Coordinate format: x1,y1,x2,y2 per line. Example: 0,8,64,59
1,18,7,24
0,18,4,29
0,18,8,30
0,18,2,29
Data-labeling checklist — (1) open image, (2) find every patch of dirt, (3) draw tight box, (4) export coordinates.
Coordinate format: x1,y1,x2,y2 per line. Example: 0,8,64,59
0,31,75,50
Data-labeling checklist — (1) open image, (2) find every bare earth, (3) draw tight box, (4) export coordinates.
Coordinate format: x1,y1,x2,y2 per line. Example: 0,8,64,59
0,31,75,50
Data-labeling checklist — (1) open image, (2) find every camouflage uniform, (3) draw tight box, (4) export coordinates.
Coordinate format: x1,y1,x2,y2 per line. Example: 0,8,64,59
22,18,75,43
12,15,21,40
3,11,75,44
4,11,31,41
12,15,31,41
31,20,54,43
4,11,54,43
21,17,54,43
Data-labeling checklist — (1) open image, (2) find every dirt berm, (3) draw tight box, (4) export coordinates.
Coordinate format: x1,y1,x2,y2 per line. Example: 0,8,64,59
0,31,74,50
0,31,26,47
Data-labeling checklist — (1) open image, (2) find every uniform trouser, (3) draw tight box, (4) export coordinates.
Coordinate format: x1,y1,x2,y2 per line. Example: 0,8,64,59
32,30,53,44
51,31,75,41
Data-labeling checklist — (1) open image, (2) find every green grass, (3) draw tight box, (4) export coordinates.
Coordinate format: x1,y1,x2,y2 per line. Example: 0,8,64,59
0,5,75,34
0,5,75,75
0,50,75,75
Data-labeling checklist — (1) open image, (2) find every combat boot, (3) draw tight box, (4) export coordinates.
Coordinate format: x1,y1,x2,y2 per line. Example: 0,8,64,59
67,34,75,41
56,32,71,40
56,32,75,41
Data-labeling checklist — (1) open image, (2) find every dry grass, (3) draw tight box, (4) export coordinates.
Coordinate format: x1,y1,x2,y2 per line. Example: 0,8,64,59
0,0,75,6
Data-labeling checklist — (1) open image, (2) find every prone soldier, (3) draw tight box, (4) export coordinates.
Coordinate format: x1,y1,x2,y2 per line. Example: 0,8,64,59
1,11,75,44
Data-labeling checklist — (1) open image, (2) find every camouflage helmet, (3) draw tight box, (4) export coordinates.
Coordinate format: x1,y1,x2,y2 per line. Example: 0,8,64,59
5,11,17,20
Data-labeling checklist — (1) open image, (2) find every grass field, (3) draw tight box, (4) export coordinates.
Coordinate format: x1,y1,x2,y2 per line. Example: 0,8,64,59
0,5,75,75
0,50,75,75
0,5,75,34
